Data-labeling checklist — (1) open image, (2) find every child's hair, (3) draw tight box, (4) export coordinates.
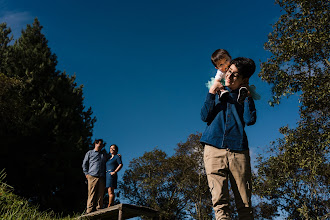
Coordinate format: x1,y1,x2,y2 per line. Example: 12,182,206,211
211,49,231,67
230,57,256,79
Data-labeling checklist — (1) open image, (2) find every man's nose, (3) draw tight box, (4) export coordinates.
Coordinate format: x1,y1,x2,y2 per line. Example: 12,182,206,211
226,72,233,78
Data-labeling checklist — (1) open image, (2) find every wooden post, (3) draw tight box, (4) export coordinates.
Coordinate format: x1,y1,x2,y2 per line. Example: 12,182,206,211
118,206,122,220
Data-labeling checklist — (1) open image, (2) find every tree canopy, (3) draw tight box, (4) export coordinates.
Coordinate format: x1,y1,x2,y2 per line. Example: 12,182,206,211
0,19,95,214
255,0,329,219
119,133,213,219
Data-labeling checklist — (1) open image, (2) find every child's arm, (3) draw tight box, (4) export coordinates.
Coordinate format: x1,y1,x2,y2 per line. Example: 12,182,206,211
215,70,226,92
215,69,225,80
211,69,226,93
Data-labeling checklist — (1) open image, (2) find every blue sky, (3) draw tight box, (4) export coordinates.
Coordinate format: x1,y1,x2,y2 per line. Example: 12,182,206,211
1,0,300,176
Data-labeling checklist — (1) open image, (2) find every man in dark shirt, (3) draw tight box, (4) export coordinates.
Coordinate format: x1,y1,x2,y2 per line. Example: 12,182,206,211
82,139,108,213
200,57,257,219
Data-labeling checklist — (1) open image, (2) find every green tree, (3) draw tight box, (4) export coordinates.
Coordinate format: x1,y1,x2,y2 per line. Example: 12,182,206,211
0,24,24,133
0,73,24,133
255,0,329,219
0,23,13,75
120,133,213,219
0,19,95,214
120,149,187,219
172,133,213,219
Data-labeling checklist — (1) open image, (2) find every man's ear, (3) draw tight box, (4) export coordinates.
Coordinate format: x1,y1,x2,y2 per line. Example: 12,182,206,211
242,78,249,84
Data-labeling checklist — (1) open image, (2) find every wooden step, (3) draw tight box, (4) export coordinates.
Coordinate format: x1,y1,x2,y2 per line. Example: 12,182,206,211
78,203,159,220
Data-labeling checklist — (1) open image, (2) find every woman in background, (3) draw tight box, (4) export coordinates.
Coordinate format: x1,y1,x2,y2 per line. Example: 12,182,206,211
105,144,123,207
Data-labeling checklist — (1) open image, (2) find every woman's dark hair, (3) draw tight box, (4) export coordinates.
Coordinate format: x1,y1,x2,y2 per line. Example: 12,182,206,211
230,57,256,79
211,49,231,67
111,144,118,152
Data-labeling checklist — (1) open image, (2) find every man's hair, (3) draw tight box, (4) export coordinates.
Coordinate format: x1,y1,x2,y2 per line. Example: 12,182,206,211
211,49,231,67
94,139,105,147
230,57,256,79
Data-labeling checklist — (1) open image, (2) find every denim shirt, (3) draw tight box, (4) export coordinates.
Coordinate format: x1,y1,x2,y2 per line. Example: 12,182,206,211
200,88,256,151
82,149,108,177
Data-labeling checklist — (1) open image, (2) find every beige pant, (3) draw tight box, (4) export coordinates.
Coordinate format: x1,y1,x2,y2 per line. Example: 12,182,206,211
203,145,253,220
86,175,105,214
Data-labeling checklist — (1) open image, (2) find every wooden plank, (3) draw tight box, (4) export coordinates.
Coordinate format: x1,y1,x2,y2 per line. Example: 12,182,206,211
78,203,159,220
118,206,122,220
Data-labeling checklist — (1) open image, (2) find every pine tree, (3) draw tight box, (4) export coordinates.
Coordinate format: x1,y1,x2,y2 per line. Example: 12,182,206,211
0,24,24,133
0,18,96,214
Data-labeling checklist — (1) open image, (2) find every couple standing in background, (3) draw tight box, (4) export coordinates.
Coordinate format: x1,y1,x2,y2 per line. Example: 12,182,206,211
82,139,123,214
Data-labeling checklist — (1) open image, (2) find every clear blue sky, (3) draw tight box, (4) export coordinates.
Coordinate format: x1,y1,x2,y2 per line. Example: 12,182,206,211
1,0,300,175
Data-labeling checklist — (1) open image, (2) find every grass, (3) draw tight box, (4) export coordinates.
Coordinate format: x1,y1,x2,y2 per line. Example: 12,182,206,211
0,170,79,220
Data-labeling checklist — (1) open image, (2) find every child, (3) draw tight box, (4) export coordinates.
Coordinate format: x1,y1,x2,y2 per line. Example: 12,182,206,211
206,49,260,104
208,49,232,100
200,57,257,219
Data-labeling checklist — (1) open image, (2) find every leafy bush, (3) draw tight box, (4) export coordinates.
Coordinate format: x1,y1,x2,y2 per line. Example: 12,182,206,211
0,170,77,220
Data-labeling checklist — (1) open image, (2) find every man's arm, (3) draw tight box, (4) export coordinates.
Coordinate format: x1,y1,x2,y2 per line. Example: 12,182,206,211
201,93,216,122
82,151,90,178
243,97,256,126
201,80,224,122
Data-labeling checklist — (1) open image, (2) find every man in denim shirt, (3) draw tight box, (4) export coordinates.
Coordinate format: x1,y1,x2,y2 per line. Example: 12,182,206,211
200,57,257,220
82,139,108,213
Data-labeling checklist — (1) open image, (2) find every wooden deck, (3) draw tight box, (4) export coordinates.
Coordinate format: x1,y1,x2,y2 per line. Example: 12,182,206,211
78,203,159,220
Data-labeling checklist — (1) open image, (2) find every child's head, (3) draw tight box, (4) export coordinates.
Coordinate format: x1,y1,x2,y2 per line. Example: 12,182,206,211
225,57,256,90
211,49,231,73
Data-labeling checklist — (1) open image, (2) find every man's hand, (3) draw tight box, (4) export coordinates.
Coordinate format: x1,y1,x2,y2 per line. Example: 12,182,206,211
209,79,224,94
110,172,116,176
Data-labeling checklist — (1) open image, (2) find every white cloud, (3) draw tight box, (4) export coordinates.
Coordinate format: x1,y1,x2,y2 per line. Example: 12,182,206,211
0,10,33,39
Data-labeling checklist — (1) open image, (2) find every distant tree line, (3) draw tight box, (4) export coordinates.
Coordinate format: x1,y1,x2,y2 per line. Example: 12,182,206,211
0,18,95,214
